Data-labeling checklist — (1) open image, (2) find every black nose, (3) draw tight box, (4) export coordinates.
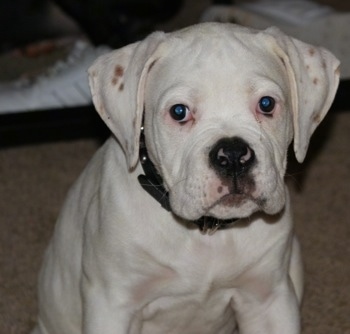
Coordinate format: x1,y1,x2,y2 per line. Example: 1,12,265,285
209,137,255,177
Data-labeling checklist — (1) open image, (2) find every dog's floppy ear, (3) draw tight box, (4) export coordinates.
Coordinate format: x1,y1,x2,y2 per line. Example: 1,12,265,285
88,31,166,169
265,27,340,163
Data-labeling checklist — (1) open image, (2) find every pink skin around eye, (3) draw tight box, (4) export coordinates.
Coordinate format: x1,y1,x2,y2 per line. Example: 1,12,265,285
181,111,194,123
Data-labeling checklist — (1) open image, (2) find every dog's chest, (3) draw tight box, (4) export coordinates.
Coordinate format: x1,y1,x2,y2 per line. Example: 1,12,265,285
137,289,236,334
129,232,254,333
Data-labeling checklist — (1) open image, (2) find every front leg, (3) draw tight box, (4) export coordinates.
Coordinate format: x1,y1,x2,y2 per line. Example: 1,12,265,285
233,278,300,334
82,278,140,334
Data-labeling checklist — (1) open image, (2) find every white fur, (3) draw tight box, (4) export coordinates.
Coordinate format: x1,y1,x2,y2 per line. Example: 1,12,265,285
33,23,339,334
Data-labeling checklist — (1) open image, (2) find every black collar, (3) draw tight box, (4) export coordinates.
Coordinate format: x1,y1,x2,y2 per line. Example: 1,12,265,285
137,127,238,233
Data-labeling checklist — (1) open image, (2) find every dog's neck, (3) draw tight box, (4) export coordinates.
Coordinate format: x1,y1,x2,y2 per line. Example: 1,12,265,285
137,127,238,234
138,126,171,212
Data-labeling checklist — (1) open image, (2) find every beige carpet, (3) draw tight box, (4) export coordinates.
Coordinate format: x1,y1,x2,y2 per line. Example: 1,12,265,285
1,1,349,333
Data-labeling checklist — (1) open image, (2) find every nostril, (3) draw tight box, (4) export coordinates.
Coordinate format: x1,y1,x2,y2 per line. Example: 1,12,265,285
239,146,254,165
209,137,255,176
217,148,231,167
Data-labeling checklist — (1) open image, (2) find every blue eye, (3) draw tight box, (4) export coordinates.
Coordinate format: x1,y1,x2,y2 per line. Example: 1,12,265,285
170,104,191,122
258,96,275,114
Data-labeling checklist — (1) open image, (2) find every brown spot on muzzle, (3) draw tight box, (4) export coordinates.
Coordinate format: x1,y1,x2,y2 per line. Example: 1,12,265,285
221,193,247,207
220,175,256,207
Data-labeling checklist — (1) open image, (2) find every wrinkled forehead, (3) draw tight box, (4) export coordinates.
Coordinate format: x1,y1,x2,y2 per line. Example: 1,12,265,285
149,26,286,92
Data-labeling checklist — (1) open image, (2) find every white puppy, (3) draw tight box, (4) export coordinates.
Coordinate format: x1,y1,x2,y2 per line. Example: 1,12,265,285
33,23,339,334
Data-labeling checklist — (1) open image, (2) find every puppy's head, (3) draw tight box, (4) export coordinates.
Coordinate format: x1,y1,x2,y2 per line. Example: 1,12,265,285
89,23,339,222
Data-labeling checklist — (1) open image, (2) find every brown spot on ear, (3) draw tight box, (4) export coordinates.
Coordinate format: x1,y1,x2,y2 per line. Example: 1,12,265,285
313,78,319,85
335,66,340,76
309,48,315,56
115,65,124,77
91,70,97,77
119,83,124,91
217,186,223,194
